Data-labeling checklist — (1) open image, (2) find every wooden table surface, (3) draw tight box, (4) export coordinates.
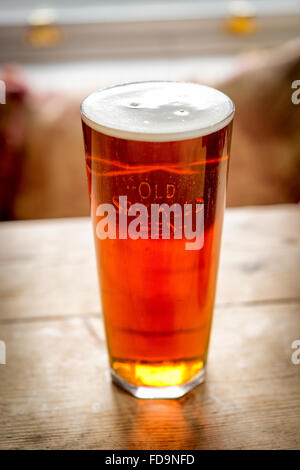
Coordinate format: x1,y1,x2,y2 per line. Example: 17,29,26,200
0,205,299,450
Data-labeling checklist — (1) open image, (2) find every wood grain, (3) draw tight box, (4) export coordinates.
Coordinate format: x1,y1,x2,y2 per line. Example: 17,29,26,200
0,205,299,449
0,303,299,450
0,205,299,321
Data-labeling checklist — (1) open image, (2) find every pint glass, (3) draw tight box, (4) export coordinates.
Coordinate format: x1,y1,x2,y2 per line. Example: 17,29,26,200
81,81,234,399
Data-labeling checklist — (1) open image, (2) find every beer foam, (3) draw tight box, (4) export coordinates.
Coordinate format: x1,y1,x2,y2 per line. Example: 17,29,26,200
81,81,234,142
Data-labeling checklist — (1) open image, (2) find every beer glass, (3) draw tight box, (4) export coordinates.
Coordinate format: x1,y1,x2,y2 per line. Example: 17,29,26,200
81,81,234,399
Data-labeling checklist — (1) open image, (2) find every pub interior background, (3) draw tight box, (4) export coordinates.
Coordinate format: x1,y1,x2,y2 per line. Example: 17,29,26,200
0,0,299,221
0,0,300,451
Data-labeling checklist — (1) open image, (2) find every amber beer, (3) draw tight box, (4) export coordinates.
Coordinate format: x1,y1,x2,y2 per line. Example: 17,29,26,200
81,81,234,398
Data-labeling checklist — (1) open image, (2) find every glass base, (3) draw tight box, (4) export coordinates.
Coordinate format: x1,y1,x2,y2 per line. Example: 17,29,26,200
111,366,206,399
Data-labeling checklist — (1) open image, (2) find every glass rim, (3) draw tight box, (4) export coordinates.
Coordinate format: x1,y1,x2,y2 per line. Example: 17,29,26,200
80,80,235,142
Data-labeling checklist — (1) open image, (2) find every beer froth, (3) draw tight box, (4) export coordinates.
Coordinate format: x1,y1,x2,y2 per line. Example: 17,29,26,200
81,81,234,142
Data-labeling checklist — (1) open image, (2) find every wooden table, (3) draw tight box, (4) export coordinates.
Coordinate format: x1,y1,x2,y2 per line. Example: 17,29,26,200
0,205,299,450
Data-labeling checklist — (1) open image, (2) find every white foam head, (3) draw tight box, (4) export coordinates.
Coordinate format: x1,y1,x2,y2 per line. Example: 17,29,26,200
81,81,234,142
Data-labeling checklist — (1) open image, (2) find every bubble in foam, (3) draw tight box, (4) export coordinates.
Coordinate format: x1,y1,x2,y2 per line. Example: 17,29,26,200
81,81,234,142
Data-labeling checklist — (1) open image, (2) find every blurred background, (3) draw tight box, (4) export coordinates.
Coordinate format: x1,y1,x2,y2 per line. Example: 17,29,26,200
0,0,299,220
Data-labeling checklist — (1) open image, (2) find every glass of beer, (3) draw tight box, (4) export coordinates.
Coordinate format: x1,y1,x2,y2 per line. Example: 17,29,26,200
81,81,234,399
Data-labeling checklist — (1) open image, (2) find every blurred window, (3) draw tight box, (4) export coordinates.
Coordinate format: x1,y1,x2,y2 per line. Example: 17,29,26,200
0,1,300,62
